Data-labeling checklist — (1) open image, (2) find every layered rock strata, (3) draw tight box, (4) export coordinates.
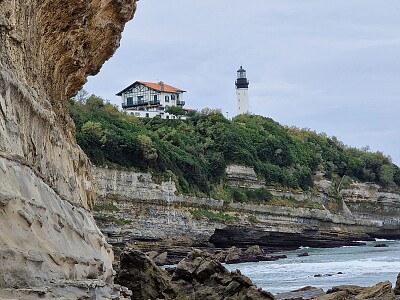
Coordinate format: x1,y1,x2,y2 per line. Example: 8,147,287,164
93,167,400,256
0,0,136,297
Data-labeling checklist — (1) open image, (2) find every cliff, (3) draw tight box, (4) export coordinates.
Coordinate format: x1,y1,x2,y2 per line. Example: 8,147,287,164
93,166,400,256
0,1,136,298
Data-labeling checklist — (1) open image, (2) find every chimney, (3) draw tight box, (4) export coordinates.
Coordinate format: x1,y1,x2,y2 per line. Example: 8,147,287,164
159,81,164,91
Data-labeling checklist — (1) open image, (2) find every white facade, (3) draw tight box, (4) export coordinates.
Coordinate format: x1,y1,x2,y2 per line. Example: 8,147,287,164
236,88,249,115
116,81,186,119
125,110,188,120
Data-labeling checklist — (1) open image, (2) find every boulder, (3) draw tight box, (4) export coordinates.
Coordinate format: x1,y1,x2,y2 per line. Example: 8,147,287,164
394,273,400,295
276,286,325,300
314,291,352,300
245,245,265,256
355,281,395,300
153,251,168,266
327,285,365,296
225,246,243,263
116,250,176,300
213,251,227,262
116,249,275,300
374,243,388,248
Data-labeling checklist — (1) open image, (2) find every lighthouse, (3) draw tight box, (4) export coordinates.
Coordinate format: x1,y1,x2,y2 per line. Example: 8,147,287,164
235,66,249,115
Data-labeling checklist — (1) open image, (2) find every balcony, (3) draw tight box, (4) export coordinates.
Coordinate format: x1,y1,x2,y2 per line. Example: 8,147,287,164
177,100,185,106
122,100,160,108
149,100,161,105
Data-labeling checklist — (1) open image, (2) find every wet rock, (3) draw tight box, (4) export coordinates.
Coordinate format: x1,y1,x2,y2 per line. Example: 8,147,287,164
225,246,243,263
355,281,395,300
245,245,265,256
116,250,176,300
276,286,325,300
393,273,400,295
298,252,309,257
314,291,352,300
374,243,388,247
327,285,365,296
117,249,275,300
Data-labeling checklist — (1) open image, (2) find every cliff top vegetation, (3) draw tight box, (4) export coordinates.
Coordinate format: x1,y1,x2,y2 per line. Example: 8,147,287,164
69,94,400,196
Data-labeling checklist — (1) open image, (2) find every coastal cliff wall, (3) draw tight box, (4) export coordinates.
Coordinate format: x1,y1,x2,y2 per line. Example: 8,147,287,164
0,1,136,297
93,166,400,248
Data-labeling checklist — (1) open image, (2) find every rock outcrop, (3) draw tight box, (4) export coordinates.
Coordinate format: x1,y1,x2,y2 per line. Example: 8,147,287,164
116,249,275,300
276,282,397,300
0,0,136,297
226,164,266,189
394,273,400,295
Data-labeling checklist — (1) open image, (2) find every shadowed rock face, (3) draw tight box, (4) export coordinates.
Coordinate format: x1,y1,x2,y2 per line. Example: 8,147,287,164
116,249,276,300
0,0,136,296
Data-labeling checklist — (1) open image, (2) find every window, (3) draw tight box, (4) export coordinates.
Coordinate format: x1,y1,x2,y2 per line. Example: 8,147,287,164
127,97,133,106
137,95,144,103
145,113,149,118
171,94,176,100
153,95,158,101
165,96,169,102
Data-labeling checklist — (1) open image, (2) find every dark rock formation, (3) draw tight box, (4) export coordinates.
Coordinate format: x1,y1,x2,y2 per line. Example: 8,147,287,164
210,226,372,249
116,250,176,300
394,273,400,295
374,243,388,247
212,245,287,265
275,281,397,300
117,249,275,300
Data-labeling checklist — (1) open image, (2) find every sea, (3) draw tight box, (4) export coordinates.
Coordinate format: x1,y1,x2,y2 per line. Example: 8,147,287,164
224,239,400,295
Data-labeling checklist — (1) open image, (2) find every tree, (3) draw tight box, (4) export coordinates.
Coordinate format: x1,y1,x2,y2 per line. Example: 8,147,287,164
166,106,186,116
74,89,89,103
379,164,395,187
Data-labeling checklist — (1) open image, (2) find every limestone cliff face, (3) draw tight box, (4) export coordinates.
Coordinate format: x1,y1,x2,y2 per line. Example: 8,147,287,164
93,167,400,249
0,0,136,297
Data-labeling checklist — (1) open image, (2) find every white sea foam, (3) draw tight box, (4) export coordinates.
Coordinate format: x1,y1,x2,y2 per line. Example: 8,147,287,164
225,240,400,294
375,238,395,242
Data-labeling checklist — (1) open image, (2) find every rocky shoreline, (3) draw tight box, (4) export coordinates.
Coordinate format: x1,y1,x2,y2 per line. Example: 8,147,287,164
114,247,400,300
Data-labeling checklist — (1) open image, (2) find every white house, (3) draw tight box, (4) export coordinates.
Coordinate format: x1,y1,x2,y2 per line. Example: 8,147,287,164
116,81,187,119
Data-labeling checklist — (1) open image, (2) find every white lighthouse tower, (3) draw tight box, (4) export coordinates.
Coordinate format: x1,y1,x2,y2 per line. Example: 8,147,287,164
235,66,249,115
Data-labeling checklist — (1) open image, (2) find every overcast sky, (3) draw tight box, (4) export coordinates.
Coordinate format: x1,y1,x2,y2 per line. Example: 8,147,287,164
84,0,400,165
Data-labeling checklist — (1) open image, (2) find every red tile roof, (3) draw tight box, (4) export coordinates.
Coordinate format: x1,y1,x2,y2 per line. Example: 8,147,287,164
116,81,186,96
139,81,185,93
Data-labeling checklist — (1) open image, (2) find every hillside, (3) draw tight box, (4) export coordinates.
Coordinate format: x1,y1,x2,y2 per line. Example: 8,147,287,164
69,95,400,198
